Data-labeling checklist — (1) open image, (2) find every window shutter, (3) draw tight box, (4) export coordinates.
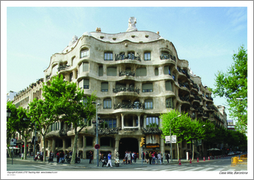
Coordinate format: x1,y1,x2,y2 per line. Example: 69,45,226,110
83,62,89,72
107,67,117,76
101,82,108,91
99,66,103,76
164,66,170,74
155,68,158,76
136,67,146,76
165,81,172,91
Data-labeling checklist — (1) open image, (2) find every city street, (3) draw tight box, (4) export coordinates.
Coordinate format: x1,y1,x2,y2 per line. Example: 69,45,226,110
6,155,247,171
4,155,250,179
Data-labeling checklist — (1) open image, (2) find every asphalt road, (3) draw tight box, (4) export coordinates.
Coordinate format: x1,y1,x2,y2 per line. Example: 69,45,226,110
4,156,249,179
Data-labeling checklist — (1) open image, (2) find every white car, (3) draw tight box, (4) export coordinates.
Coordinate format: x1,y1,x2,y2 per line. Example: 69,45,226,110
228,152,235,156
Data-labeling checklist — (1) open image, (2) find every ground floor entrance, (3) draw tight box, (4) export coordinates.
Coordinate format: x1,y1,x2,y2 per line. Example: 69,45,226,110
119,138,138,159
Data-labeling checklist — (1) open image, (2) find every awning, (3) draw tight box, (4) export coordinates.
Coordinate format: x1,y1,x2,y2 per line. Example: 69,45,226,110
8,147,20,149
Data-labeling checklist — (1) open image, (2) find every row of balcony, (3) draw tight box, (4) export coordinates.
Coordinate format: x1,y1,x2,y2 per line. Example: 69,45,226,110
113,86,140,94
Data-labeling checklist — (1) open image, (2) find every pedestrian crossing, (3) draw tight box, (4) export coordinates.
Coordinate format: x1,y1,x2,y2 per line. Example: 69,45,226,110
134,165,246,171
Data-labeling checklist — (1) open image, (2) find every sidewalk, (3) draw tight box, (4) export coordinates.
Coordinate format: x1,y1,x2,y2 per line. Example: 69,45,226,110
8,156,215,169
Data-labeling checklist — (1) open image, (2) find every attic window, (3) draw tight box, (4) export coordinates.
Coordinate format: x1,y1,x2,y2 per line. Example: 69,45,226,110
131,35,135,38
145,35,149,38
100,36,104,39
112,37,116,40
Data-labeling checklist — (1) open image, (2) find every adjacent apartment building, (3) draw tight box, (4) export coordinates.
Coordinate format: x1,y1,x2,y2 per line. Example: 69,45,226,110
11,17,227,160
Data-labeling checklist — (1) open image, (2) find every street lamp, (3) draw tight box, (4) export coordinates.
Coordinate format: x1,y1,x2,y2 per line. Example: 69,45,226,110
170,114,181,162
92,102,101,167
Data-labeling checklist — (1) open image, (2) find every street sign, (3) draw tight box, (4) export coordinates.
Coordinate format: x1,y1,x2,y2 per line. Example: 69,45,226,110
94,144,100,149
165,135,177,143
10,138,17,146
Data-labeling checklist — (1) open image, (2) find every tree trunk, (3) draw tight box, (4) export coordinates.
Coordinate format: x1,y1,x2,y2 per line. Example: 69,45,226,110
24,138,27,160
43,135,46,162
71,130,78,165
192,140,195,161
177,143,179,161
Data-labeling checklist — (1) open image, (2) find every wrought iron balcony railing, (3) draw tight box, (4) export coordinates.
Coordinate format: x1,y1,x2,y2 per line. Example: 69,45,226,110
160,54,176,61
178,81,190,90
179,94,190,102
115,53,141,61
58,64,70,71
114,102,143,109
113,86,140,94
119,71,135,77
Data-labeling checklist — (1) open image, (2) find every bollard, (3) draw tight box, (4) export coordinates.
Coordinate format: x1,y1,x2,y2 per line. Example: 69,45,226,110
208,156,210,160
216,156,218,159
179,159,181,165
203,157,205,161
197,157,199,162
190,159,192,164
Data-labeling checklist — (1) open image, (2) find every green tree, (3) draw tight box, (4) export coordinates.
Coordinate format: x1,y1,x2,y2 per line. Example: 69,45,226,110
7,101,33,160
28,98,53,162
213,46,247,133
41,75,96,164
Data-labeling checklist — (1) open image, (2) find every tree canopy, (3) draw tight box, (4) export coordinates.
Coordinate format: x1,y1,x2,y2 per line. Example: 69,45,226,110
41,74,97,164
213,45,247,133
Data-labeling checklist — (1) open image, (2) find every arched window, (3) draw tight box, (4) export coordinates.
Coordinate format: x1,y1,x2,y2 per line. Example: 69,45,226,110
80,48,89,58
103,98,112,109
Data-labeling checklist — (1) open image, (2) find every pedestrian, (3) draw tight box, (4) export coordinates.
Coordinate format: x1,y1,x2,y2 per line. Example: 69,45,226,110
56,151,59,163
134,152,137,163
106,152,113,167
152,152,155,164
127,151,131,164
166,153,169,163
146,151,149,164
160,152,163,164
157,152,162,164
89,151,93,164
154,151,158,164
149,152,152,164
130,151,133,164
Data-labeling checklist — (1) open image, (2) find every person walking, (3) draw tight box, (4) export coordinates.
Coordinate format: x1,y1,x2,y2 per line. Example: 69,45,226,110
160,152,163,164
89,151,93,164
56,152,59,163
166,153,169,163
154,151,158,165
149,152,152,165
106,152,113,167
157,152,162,164
145,151,149,164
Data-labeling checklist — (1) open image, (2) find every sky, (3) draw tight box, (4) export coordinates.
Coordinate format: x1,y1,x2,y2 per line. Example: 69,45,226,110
3,2,252,120
1,1,253,179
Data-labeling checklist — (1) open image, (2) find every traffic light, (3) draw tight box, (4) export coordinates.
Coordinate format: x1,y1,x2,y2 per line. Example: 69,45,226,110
140,137,146,147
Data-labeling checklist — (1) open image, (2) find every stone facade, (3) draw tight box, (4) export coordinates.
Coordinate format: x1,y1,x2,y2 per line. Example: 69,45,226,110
12,18,227,160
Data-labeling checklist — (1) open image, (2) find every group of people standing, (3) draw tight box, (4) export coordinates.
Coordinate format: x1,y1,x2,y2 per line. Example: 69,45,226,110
144,151,171,164
56,150,72,163
124,151,138,164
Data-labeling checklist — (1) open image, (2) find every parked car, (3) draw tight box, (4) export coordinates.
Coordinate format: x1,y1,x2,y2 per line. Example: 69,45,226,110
236,151,242,154
228,152,235,156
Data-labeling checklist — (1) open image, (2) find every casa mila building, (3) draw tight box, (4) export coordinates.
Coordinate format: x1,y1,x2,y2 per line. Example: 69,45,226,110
12,17,227,160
